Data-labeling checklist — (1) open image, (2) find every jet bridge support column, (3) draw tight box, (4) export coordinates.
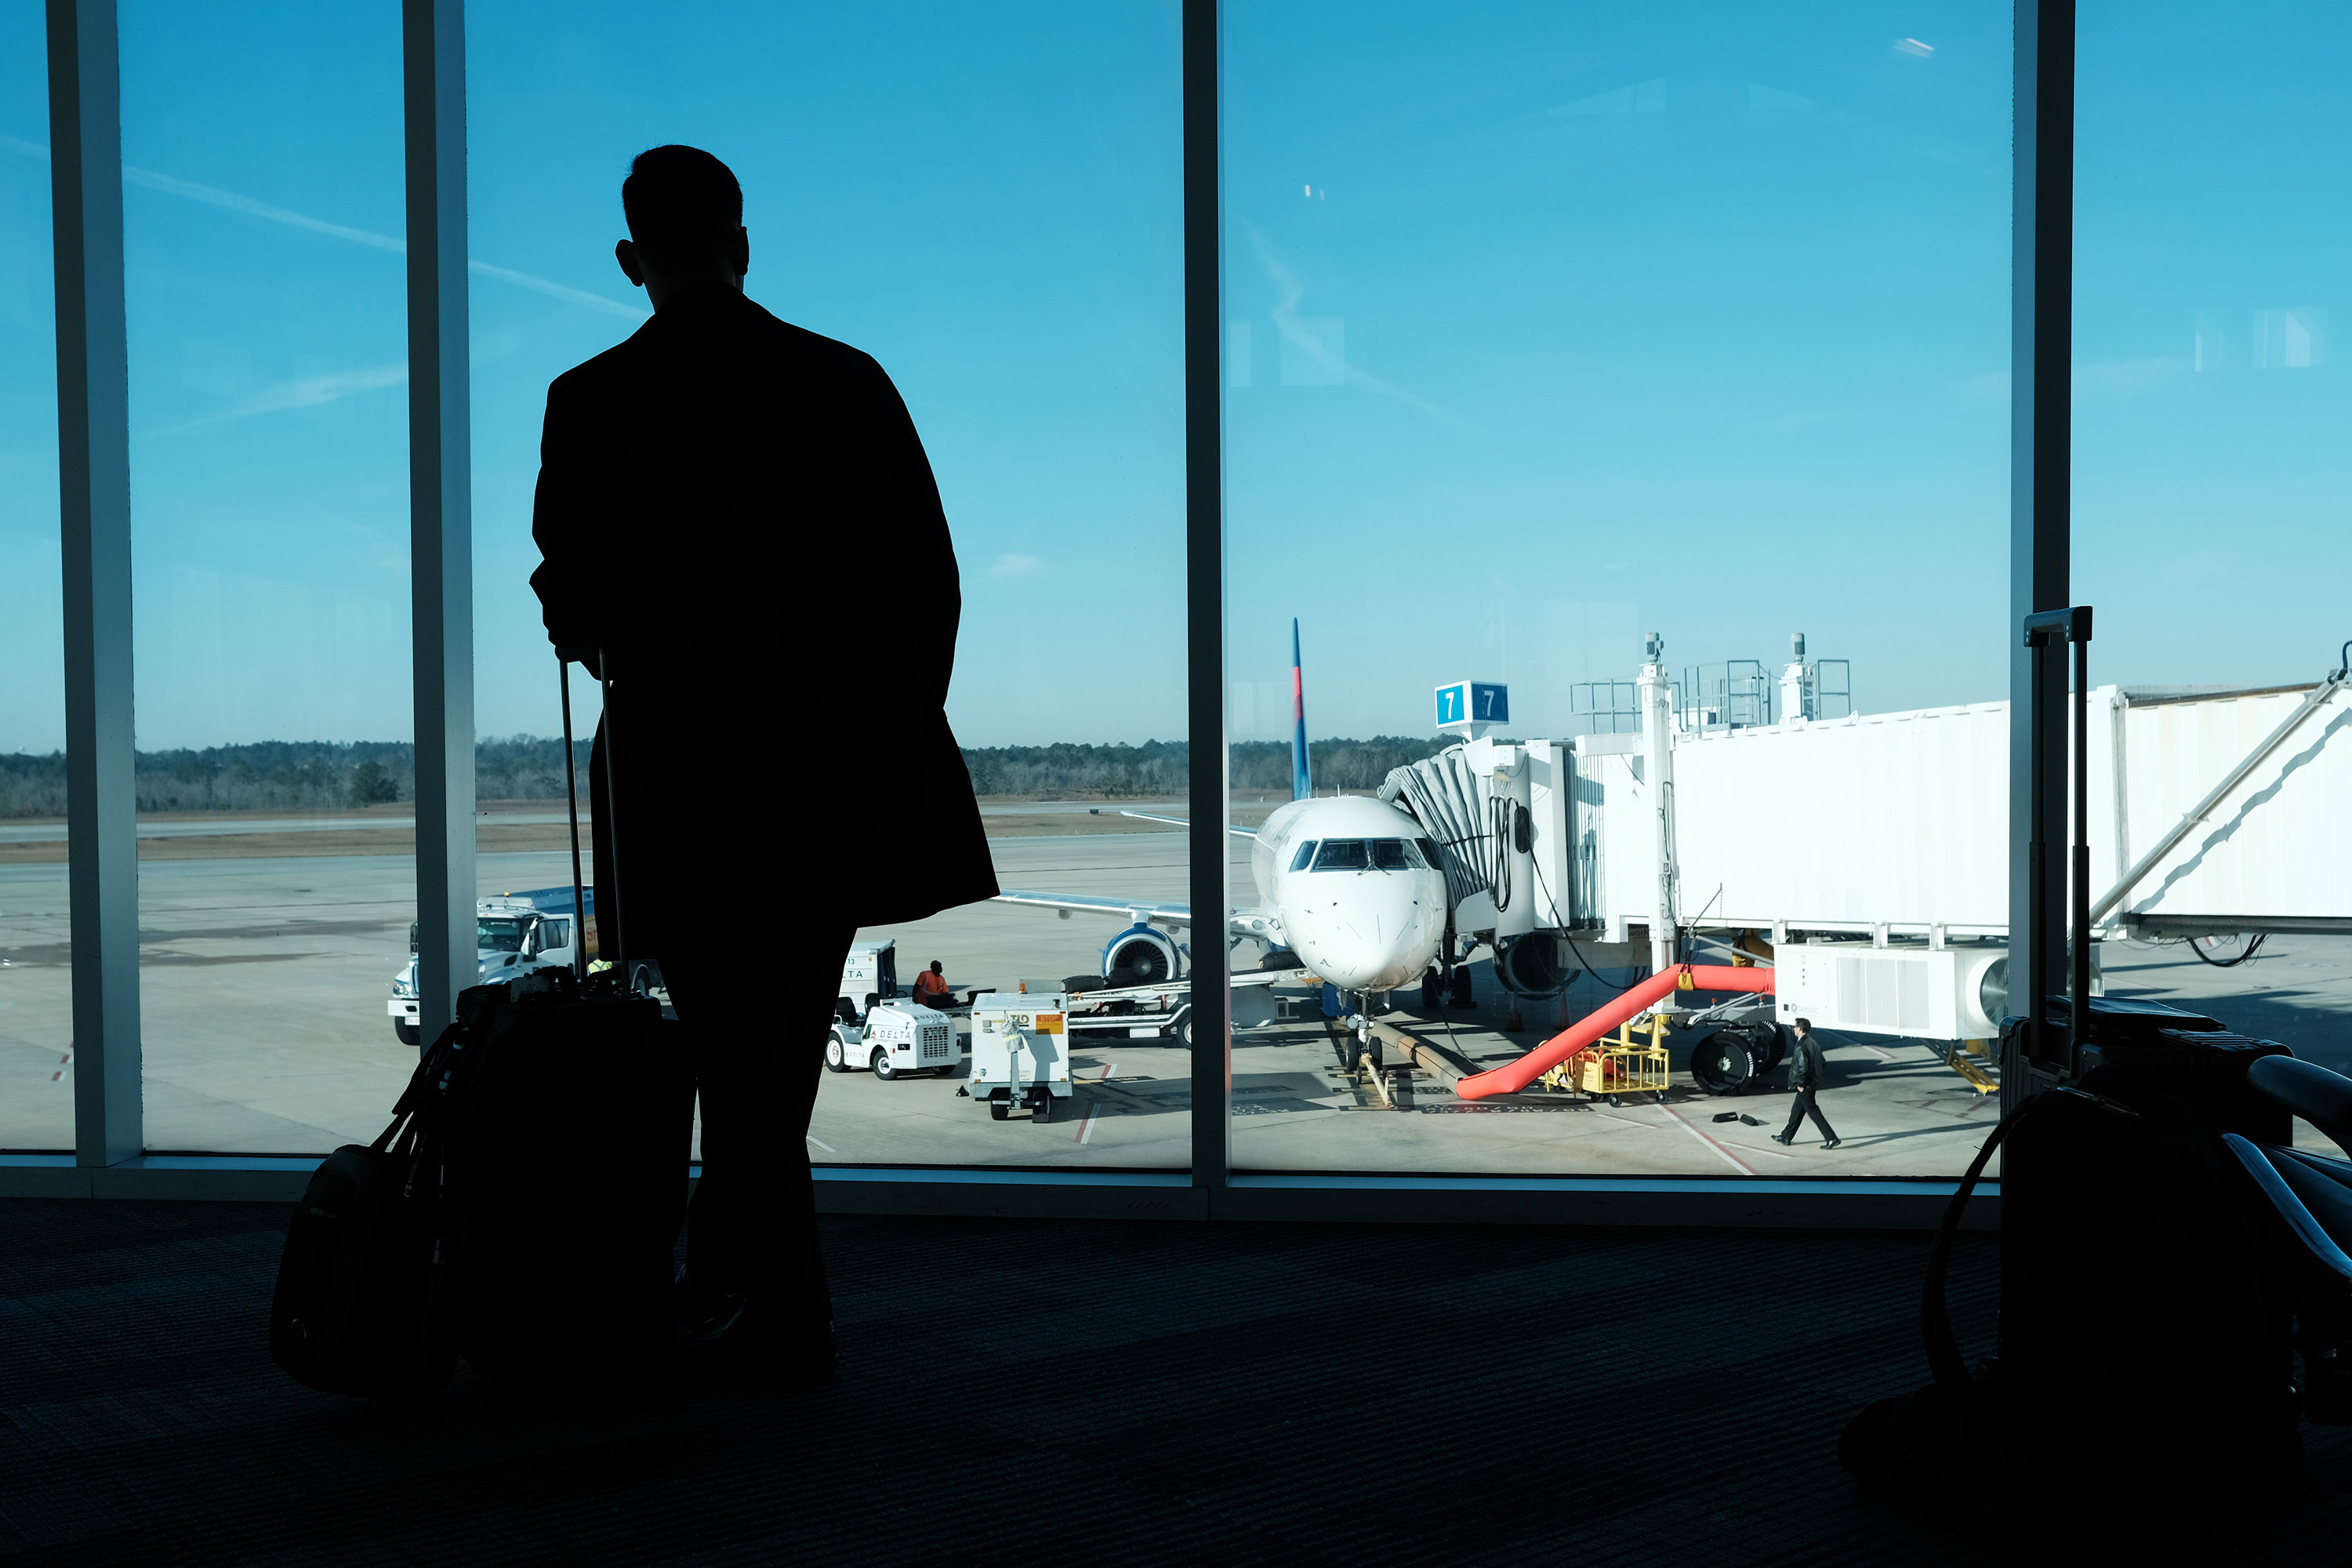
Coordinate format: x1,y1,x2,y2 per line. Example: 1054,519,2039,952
1462,739,1535,947
1638,646,1679,977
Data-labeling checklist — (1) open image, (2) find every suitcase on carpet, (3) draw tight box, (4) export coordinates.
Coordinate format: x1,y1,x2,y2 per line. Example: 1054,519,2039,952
267,1018,469,1399
1838,607,2301,1530
451,650,694,1392
450,967,691,1390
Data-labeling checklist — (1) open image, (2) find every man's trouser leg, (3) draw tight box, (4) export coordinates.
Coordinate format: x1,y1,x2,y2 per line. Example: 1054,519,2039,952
1780,1088,1819,1142
663,922,857,1334
1803,1093,1838,1142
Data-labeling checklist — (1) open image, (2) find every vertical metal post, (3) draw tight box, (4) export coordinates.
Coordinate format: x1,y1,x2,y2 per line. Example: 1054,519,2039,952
1183,0,1229,1195
48,0,140,1166
2003,0,2075,1116
557,654,587,983
2069,621,2092,1055
404,0,474,1048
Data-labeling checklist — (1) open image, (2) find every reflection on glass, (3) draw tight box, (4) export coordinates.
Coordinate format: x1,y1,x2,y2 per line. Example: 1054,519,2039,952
122,2,417,1152
0,0,72,1152
2074,1,2352,1156
469,2,1186,1167
1225,3,2015,1175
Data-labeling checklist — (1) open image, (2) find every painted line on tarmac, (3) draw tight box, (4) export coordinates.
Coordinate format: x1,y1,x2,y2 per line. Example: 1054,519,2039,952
1657,1102,1759,1176
1719,1138,1796,1161
805,1134,836,1154
1075,1063,1117,1145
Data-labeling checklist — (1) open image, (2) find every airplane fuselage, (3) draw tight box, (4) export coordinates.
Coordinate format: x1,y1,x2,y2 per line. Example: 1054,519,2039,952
1250,795,1449,994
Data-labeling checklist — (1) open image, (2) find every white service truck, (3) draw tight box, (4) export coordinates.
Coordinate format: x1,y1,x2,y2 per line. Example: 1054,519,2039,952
388,895,580,1044
822,940,958,1080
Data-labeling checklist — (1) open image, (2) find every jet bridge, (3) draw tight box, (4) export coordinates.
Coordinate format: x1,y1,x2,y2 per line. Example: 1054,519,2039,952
1381,639,2352,1050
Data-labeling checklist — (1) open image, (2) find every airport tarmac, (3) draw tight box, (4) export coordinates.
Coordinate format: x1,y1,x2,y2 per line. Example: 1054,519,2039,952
3,818,2348,1178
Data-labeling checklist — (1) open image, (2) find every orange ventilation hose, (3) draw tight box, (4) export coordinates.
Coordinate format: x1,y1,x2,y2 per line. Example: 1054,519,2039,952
1454,964,1776,1100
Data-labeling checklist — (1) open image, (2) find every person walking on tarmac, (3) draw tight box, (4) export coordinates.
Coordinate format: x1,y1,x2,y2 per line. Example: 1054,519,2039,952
1773,1018,1842,1149
913,960,953,1007
529,145,997,1385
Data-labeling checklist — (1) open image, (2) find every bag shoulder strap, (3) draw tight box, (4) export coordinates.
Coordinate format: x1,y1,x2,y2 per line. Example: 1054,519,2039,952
369,1018,470,1152
1923,1101,2020,1391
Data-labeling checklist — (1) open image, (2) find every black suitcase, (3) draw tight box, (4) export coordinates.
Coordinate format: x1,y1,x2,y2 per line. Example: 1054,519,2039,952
450,967,691,1391
449,652,694,1392
267,1023,467,1399
1997,1081,2301,1501
1840,606,2303,1529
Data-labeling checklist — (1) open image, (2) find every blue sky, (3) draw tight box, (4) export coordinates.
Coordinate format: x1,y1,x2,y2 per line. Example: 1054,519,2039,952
0,0,2346,755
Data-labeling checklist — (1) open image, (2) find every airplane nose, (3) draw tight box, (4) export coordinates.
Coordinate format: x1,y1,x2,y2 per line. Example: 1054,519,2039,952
1309,876,1439,993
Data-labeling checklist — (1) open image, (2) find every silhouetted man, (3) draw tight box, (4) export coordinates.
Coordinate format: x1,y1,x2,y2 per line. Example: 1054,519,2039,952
1773,1017,1841,1149
530,145,997,1381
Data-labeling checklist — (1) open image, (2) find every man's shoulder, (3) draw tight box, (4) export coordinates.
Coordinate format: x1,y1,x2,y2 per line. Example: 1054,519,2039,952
546,330,650,405
745,303,884,379
543,296,890,409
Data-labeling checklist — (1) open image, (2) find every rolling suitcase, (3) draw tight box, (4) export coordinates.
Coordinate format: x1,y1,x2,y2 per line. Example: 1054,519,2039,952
450,652,694,1392
267,1015,470,1399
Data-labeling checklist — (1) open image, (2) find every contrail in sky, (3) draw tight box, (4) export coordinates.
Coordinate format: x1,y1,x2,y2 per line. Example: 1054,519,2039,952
1242,218,1449,420
162,361,409,434
0,134,648,321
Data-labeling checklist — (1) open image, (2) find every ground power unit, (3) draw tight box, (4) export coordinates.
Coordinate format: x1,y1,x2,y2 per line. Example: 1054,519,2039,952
964,991,1073,1121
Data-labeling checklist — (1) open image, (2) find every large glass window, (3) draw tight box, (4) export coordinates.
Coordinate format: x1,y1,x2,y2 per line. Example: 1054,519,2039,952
469,1,1188,1168
0,0,72,1153
122,0,416,1152
2074,0,2352,1157
1224,3,2014,1175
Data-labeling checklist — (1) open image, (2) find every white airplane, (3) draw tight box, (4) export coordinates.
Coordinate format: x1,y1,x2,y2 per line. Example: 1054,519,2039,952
993,621,1450,1009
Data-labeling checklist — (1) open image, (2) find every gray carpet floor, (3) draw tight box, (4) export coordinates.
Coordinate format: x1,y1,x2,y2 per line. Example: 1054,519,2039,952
2,1201,2348,1566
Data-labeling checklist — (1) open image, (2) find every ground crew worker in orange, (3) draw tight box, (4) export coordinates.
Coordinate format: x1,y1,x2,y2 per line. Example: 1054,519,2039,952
913,960,953,1006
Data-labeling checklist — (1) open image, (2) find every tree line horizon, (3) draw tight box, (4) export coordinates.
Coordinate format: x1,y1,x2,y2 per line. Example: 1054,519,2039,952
0,735,1454,817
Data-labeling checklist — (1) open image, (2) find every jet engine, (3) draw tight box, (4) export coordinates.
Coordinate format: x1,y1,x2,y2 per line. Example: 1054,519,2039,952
1688,1020,1788,1097
1493,932,1568,997
1102,924,1186,987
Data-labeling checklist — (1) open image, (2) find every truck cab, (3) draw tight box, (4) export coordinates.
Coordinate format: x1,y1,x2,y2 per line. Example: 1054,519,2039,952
387,896,579,1045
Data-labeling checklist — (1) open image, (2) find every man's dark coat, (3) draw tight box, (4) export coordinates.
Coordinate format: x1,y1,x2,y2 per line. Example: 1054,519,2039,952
529,284,996,955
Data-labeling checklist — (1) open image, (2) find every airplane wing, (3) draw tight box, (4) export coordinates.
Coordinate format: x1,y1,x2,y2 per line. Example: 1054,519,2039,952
994,891,1194,927
992,890,1285,947
1087,808,1258,840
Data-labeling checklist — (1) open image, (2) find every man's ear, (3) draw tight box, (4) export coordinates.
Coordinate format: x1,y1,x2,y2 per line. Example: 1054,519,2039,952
729,226,750,280
615,238,646,288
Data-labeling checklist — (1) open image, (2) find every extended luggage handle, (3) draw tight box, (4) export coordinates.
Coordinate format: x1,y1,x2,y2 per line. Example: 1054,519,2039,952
555,648,629,990
2022,605,2093,1077
557,651,590,985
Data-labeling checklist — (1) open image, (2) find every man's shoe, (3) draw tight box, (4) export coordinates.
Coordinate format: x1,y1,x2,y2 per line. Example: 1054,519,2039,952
1823,1138,1842,1149
1770,1133,1793,1145
677,1294,838,1390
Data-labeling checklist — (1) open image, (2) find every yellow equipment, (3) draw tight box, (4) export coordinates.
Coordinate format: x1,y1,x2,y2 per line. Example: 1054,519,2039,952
1944,1037,1998,1095
1540,1012,1672,1106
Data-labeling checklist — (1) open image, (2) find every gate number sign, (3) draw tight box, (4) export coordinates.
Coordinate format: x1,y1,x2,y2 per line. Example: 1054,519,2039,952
1436,681,1508,728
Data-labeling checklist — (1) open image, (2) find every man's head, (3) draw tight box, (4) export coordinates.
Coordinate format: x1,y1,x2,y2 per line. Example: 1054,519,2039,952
1794,1017,1813,1036
615,145,748,309
930,961,944,975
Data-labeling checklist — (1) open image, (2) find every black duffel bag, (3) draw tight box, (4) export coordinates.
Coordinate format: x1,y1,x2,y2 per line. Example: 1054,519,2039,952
267,1004,477,1399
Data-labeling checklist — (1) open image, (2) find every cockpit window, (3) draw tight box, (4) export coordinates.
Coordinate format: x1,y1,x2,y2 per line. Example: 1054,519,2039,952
1312,839,1370,871
1309,838,1426,872
1415,838,1442,869
1288,840,1318,873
